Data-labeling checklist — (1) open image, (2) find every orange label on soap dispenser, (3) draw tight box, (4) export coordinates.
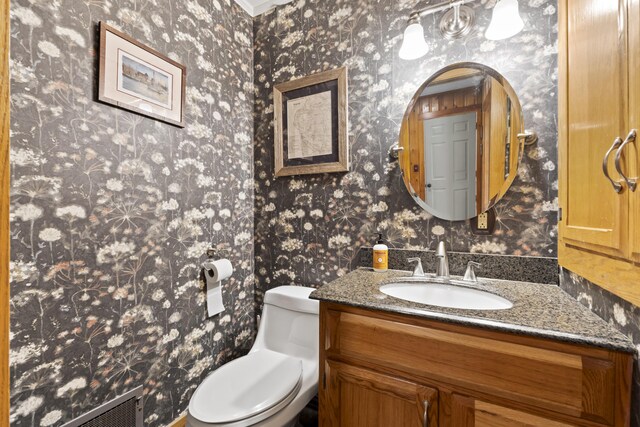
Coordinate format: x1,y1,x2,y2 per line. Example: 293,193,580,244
373,249,388,271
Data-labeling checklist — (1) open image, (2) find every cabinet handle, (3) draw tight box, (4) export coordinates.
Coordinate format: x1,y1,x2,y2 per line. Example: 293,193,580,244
614,129,637,192
603,136,624,193
423,400,429,427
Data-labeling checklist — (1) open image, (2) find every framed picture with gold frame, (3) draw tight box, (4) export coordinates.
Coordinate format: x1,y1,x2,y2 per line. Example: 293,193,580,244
98,22,186,127
274,67,349,177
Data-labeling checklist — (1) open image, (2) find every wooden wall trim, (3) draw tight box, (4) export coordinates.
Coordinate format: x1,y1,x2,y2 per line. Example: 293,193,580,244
0,0,9,424
418,104,480,120
167,414,187,427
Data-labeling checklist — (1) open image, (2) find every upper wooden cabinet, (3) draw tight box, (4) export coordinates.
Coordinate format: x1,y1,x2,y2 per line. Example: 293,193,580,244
629,0,640,263
558,0,640,306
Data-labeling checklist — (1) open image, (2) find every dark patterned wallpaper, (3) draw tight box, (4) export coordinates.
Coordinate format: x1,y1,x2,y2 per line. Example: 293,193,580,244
560,269,640,427
9,0,254,425
253,0,559,295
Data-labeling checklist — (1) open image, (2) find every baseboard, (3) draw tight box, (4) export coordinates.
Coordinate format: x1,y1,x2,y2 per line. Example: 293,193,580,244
167,414,186,427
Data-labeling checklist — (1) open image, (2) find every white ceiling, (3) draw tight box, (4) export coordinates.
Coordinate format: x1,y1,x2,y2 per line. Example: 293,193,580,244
234,0,294,16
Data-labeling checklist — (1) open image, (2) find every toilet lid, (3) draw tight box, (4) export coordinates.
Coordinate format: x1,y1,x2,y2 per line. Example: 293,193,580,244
189,349,303,424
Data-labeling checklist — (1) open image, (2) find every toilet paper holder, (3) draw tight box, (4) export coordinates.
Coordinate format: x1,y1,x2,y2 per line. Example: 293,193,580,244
204,247,217,279
205,247,230,260
202,248,233,317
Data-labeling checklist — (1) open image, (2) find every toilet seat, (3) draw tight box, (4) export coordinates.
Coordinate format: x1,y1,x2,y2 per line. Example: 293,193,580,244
188,349,303,426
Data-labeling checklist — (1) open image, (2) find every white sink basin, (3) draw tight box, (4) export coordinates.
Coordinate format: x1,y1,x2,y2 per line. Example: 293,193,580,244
380,282,513,310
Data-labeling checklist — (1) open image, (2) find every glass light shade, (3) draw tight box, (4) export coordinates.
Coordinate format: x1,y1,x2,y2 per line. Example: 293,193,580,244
485,0,524,40
399,23,429,60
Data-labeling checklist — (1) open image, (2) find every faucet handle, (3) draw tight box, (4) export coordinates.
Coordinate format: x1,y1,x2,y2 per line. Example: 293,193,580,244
407,257,425,277
463,261,482,282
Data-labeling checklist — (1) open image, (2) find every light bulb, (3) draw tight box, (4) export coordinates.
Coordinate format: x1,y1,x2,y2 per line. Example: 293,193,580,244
485,0,524,40
399,23,429,60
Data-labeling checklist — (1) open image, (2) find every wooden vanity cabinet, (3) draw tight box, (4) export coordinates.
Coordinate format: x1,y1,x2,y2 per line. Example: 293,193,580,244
318,303,633,427
558,0,640,305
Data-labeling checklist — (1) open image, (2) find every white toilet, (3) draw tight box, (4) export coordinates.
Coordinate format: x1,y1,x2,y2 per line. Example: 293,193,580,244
186,286,319,427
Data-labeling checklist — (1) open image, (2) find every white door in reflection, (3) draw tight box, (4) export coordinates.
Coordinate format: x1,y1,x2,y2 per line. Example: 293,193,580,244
424,112,477,221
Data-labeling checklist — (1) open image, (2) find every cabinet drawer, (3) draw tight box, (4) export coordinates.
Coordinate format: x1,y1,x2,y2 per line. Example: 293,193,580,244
450,394,575,427
323,306,622,425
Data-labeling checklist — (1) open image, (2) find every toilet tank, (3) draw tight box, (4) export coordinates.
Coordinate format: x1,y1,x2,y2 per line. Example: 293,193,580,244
251,286,319,361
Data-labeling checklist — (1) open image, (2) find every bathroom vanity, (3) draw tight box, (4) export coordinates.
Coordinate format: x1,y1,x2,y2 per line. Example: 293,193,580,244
311,269,635,427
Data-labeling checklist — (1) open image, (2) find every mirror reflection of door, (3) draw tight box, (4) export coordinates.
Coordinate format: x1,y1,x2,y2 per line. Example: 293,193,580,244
424,112,477,220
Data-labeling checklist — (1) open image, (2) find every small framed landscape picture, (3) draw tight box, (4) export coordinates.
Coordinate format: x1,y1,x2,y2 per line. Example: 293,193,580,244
274,67,349,177
98,22,186,127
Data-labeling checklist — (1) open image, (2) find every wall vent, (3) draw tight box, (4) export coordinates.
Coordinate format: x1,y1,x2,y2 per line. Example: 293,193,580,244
61,386,143,427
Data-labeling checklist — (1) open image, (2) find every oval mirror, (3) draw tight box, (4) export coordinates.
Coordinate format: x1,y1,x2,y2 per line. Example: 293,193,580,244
398,62,524,221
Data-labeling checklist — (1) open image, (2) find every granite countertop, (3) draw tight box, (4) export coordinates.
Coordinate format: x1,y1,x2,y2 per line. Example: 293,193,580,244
310,268,635,353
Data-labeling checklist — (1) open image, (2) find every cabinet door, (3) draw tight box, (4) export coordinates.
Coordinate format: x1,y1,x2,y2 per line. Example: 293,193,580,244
320,361,437,427
629,0,640,261
559,0,629,257
448,394,573,427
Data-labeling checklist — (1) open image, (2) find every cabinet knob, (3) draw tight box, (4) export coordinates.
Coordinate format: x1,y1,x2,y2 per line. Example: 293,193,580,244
614,129,637,192
602,136,624,193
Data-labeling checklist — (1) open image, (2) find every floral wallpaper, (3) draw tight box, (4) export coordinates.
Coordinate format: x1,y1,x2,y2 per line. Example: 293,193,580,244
560,269,640,427
9,0,254,426
253,0,559,296
8,0,564,424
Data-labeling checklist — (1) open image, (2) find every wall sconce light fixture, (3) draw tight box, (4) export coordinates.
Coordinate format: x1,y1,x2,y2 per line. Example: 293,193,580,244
399,0,525,60
485,0,524,40
398,19,430,60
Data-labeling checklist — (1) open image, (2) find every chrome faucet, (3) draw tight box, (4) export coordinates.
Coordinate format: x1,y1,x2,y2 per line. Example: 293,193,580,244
435,241,449,279
407,257,425,277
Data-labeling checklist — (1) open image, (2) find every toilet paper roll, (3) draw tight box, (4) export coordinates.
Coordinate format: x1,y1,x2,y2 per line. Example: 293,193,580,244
202,259,234,317
203,258,233,282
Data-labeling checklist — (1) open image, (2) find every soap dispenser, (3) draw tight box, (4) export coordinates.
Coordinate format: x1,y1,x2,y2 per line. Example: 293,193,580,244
373,233,389,272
